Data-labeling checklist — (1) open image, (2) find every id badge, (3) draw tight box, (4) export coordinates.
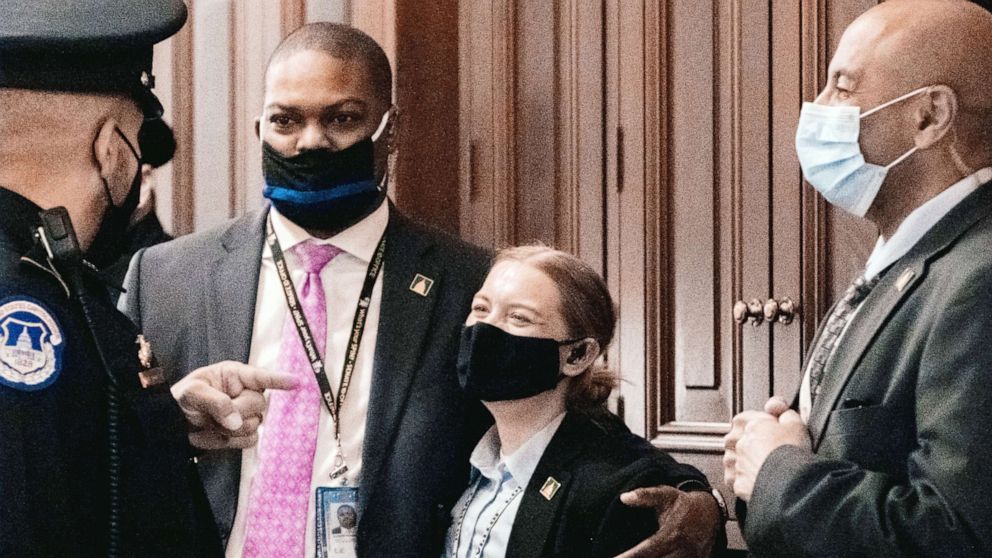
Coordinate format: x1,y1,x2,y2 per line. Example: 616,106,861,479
316,486,359,558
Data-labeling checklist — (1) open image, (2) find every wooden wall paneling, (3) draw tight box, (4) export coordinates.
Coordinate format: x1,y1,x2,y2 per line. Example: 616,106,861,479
491,0,518,248
603,0,621,418
655,0,739,446
307,0,350,24
555,0,605,267
800,0,831,357
769,0,805,399
392,0,461,233
351,0,397,95
513,0,557,246
231,1,284,220
737,0,773,414
666,0,721,418
152,38,176,234
169,2,195,236
714,0,737,420
191,0,234,231
642,0,671,437
459,0,496,247
458,0,517,250
612,0,648,438
281,0,307,37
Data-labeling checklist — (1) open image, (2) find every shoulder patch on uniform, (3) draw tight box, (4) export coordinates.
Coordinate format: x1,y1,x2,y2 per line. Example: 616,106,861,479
0,296,65,391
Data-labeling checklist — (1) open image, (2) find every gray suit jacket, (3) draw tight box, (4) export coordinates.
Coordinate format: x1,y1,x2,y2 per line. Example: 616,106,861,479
743,184,992,557
121,204,492,557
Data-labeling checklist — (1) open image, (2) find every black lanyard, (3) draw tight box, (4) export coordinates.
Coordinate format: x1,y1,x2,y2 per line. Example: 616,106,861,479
265,217,386,431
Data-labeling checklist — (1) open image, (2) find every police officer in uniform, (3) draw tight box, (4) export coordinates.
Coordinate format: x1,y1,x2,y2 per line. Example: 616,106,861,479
0,2,223,556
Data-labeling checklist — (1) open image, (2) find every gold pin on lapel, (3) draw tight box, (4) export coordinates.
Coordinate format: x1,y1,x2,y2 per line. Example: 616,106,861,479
539,477,561,501
409,274,434,297
895,268,916,292
135,334,165,388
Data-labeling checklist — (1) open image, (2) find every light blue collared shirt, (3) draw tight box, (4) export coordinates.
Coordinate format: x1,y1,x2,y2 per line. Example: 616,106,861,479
443,412,567,558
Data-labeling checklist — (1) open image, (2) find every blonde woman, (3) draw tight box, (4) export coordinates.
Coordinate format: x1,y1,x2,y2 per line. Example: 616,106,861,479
445,246,713,558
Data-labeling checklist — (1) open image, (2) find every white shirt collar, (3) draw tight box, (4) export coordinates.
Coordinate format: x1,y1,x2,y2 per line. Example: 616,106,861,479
469,412,567,489
864,167,992,280
267,200,390,262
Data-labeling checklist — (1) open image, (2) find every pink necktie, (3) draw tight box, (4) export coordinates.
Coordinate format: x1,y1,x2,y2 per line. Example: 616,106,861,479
243,240,343,558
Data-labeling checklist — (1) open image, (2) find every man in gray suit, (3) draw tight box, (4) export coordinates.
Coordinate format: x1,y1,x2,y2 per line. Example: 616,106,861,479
124,22,721,558
123,23,491,557
723,1,992,556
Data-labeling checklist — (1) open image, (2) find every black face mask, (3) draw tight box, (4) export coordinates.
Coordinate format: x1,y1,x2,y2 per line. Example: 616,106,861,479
457,322,582,402
261,112,391,231
85,128,142,269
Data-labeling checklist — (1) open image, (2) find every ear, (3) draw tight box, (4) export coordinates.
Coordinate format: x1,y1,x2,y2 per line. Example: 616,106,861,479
560,338,601,378
254,116,262,141
92,118,122,183
914,85,957,149
385,105,400,154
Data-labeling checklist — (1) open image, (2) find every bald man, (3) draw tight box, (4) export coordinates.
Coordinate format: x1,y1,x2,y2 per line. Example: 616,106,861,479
722,0,992,556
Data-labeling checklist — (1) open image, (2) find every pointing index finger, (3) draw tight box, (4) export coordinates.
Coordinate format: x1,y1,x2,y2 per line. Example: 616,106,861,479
235,365,299,392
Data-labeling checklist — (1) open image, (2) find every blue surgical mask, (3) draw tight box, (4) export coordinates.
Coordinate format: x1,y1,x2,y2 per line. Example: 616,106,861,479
795,87,928,217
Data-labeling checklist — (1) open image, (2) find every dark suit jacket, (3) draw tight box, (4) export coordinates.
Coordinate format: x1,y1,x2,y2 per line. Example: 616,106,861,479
504,411,709,558
121,203,493,557
743,184,992,557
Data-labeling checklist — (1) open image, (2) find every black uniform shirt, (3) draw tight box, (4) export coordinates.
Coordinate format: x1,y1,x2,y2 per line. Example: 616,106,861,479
0,187,220,557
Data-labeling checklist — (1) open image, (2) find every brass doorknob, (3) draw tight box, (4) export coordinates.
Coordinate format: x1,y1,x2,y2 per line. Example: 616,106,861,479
763,297,799,325
763,298,780,322
733,299,765,326
778,297,798,324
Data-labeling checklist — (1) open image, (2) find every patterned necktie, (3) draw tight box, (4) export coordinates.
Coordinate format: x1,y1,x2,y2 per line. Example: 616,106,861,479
243,240,343,558
807,273,880,404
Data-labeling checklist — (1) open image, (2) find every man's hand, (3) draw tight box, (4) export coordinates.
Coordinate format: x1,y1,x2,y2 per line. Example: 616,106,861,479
171,361,297,450
733,410,810,501
722,397,791,489
614,486,720,558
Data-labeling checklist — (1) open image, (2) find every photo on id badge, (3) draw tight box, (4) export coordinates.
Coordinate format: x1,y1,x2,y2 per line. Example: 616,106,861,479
317,486,359,557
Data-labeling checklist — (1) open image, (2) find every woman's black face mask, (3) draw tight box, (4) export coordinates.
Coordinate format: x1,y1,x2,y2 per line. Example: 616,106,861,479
457,322,582,402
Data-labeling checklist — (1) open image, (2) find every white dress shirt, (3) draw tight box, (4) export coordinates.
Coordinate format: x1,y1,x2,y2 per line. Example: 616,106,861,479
444,412,567,558
226,202,389,558
799,167,992,422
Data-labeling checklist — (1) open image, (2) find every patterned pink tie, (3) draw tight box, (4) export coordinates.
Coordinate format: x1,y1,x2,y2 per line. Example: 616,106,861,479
243,240,343,558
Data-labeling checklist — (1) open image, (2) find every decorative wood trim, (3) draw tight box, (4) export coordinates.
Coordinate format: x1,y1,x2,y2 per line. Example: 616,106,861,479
281,0,307,37
801,0,829,352
492,0,517,247
555,0,579,253
704,0,724,393
392,0,460,233
730,0,745,415
645,0,672,438
171,0,195,236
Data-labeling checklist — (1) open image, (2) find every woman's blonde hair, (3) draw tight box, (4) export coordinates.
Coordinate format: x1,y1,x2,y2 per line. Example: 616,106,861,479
493,245,618,410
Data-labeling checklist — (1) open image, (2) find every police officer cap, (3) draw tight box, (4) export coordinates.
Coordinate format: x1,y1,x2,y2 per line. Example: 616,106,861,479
0,0,188,119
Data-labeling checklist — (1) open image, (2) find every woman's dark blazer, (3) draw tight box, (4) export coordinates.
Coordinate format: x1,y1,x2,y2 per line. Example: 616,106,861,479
504,409,709,558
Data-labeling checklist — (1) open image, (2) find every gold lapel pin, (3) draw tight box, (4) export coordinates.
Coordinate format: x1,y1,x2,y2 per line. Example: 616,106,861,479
136,334,165,388
895,268,916,292
409,274,435,297
539,477,561,501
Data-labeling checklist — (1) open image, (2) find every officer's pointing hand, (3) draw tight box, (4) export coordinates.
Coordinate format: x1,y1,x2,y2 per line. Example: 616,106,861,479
171,361,298,450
